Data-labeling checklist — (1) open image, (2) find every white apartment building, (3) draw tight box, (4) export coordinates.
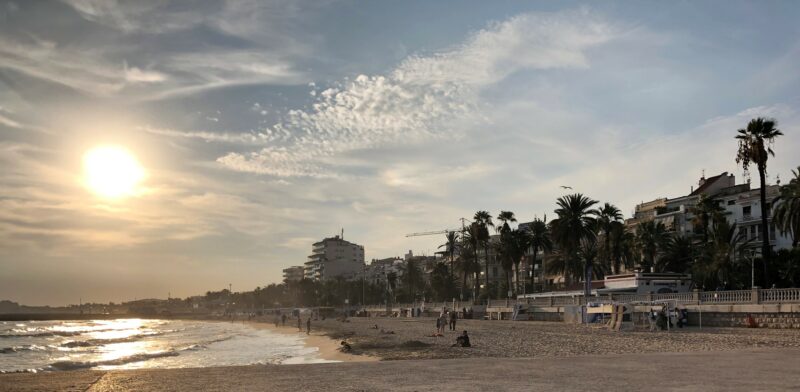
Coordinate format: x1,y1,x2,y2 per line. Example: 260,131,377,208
364,257,404,285
626,172,791,255
282,266,305,283
304,235,365,281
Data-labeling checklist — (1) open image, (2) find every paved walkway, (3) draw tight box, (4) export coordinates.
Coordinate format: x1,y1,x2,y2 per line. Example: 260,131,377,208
3,348,800,391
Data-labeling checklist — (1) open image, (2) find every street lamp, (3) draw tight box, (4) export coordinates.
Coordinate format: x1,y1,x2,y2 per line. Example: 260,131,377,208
748,249,756,289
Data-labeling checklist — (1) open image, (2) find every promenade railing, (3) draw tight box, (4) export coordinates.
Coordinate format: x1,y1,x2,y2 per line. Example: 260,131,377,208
485,287,800,308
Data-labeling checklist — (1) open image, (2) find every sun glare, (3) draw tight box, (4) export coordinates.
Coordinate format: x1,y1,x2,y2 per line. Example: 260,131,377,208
83,146,145,198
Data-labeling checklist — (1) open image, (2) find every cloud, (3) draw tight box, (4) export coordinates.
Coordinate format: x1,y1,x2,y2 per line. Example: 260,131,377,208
124,65,167,83
215,9,615,178
62,0,201,34
0,107,21,129
143,126,276,145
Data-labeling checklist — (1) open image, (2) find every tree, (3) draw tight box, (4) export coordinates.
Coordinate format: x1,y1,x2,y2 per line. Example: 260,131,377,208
709,219,751,289
496,228,530,297
636,221,669,271
691,194,725,244
496,210,516,234
458,225,480,301
661,236,694,273
400,259,423,302
438,231,460,281
773,167,800,247
473,211,494,298
524,218,552,291
736,117,783,285
430,262,456,301
596,203,623,275
549,194,598,297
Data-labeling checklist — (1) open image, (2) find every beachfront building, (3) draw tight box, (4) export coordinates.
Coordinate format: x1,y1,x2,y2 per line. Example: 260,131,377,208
304,235,365,281
364,257,404,285
282,266,305,283
624,172,791,259
404,250,438,286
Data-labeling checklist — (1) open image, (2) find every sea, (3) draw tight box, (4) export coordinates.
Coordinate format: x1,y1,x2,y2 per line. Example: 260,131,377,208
0,319,332,373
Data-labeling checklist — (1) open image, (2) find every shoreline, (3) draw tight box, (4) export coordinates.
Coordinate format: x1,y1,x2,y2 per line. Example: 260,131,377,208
3,348,800,391
241,320,380,363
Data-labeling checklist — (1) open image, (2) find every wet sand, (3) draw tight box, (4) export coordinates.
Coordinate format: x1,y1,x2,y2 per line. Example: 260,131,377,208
3,348,800,391
242,320,378,362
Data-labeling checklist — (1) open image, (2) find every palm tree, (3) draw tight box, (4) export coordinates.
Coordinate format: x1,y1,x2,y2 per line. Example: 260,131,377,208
773,167,800,247
525,218,553,291
736,117,783,284
549,194,598,297
607,221,631,274
430,262,456,301
459,224,481,301
691,194,725,244
438,231,460,281
401,259,423,302
695,218,752,289
473,211,494,298
497,210,517,234
661,236,694,273
636,221,669,271
496,228,530,296
596,203,623,274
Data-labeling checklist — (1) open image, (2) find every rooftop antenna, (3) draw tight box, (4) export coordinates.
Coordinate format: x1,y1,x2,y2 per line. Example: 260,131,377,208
341,228,344,239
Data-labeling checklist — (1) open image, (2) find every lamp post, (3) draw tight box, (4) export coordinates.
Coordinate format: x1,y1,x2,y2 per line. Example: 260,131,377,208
749,249,756,289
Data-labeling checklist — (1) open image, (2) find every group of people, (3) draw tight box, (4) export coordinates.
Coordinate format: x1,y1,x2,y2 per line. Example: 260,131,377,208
435,309,458,334
271,312,312,334
648,306,689,331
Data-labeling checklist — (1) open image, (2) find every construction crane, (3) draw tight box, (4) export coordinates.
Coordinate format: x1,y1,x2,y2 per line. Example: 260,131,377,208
405,218,472,238
405,229,460,238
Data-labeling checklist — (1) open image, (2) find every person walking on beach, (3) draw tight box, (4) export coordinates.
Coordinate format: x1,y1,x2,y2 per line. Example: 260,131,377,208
297,315,302,332
449,311,457,331
306,317,311,335
281,314,286,326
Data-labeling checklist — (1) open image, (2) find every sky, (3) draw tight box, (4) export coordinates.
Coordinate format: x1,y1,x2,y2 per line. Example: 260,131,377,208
1,1,799,306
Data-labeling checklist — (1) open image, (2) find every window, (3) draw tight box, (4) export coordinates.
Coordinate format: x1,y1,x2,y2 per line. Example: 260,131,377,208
750,226,757,240
492,267,498,276
743,205,751,216
727,200,735,205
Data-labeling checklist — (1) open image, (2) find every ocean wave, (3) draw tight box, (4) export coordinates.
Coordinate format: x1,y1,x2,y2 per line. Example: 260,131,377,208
0,344,46,354
48,350,180,371
180,335,234,351
0,331,83,338
60,332,165,348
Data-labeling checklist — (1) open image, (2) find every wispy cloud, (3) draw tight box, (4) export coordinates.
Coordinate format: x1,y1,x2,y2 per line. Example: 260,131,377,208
215,10,616,178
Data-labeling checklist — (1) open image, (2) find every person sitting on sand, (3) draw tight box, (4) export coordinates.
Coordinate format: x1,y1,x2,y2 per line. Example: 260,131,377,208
452,330,470,347
339,341,352,353
380,328,395,334
371,324,379,329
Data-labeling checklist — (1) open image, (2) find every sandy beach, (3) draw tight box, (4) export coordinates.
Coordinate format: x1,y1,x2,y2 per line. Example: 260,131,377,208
280,316,800,360
3,316,800,391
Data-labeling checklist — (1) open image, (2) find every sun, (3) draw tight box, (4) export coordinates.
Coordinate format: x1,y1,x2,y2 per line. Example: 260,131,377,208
82,146,145,198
